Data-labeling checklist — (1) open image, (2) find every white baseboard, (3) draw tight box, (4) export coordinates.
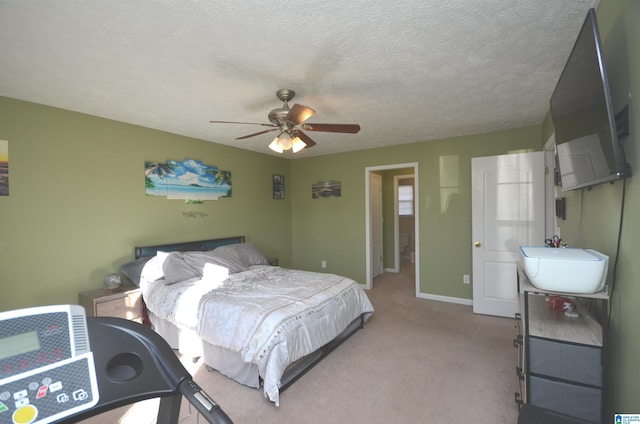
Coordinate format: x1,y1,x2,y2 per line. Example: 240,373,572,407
416,292,473,306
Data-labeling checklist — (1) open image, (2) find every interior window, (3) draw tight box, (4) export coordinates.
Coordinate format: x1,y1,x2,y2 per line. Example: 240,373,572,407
398,185,414,216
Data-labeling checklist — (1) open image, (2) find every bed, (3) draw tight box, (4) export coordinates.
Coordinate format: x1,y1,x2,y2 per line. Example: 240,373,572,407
118,236,374,406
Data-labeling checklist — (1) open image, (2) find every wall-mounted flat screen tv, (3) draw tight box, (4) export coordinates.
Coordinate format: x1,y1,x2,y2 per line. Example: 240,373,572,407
550,8,631,191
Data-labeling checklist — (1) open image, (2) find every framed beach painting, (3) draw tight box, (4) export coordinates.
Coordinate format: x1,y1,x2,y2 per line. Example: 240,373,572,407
145,158,231,201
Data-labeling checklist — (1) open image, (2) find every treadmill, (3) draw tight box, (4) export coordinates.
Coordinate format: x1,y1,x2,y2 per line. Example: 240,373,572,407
0,305,232,424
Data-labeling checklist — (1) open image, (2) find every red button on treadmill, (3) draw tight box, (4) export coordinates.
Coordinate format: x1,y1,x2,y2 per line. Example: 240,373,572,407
36,386,48,399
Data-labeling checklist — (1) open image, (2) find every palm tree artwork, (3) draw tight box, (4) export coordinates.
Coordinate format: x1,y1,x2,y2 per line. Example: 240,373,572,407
145,158,231,201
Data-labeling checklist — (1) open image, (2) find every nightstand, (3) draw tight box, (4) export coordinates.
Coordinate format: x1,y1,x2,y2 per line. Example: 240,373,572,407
79,283,142,322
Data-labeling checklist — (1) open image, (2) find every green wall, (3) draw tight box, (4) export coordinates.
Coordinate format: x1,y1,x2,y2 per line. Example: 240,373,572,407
290,126,543,300
567,0,640,416
0,97,292,310
541,0,639,415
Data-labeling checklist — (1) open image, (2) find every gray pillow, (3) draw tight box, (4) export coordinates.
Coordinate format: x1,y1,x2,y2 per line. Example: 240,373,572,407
158,246,256,285
215,243,268,266
194,249,249,274
118,257,151,286
163,250,248,279
162,252,200,284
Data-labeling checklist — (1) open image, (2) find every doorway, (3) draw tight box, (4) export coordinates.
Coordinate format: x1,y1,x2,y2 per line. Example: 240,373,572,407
471,152,545,317
365,163,419,296
394,175,416,274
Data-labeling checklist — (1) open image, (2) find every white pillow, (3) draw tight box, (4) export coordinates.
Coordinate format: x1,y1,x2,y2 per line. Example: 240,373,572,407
140,251,169,285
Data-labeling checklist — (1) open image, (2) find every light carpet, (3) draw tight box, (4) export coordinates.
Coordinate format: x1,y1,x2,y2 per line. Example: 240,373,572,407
80,266,519,423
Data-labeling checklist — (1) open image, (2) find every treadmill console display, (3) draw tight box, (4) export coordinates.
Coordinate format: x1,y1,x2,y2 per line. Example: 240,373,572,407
0,305,99,424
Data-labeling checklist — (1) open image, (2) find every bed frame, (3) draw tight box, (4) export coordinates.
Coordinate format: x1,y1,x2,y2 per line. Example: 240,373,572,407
134,236,366,396
134,236,246,261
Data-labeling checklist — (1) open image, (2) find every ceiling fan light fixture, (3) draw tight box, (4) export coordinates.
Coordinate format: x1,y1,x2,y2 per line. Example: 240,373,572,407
291,136,306,153
268,138,284,153
276,132,293,150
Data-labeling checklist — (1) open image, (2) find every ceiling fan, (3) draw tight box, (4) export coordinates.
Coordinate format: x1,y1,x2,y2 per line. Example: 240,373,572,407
210,89,360,153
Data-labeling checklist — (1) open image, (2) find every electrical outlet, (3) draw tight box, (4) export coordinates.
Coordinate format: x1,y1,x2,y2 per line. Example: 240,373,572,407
321,260,327,268
463,275,470,285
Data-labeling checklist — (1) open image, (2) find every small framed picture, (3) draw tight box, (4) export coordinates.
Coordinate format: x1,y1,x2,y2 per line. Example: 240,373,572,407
273,174,285,199
312,180,341,198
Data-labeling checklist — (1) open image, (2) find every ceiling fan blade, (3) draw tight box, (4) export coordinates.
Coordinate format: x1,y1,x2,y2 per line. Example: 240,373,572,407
236,128,279,140
295,130,317,148
301,123,361,133
210,120,276,128
287,104,315,125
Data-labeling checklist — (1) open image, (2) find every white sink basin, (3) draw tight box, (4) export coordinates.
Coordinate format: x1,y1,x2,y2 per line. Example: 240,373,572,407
519,247,608,294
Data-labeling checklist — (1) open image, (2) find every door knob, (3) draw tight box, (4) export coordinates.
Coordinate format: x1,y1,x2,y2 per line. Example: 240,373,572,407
474,241,481,247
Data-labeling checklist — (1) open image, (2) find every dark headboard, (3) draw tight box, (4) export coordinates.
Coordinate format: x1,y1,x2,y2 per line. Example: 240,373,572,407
134,236,245,259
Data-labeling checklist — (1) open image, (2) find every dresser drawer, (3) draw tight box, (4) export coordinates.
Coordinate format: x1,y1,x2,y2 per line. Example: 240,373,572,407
79,285,142,322
95,291,141,320
529,337,601,386
529,375,601,423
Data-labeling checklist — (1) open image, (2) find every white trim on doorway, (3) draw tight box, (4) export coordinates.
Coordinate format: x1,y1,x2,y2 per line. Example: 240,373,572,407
365,163,419,297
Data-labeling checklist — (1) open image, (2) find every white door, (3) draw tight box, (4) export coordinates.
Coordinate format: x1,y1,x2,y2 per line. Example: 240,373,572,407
370,173,383,279
472,152,545,317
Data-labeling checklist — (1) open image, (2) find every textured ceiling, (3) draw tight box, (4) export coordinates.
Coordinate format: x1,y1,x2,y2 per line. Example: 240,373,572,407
0,0,599,158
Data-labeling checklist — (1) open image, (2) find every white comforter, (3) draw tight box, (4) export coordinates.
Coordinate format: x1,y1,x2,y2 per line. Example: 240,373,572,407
141,265,374,405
